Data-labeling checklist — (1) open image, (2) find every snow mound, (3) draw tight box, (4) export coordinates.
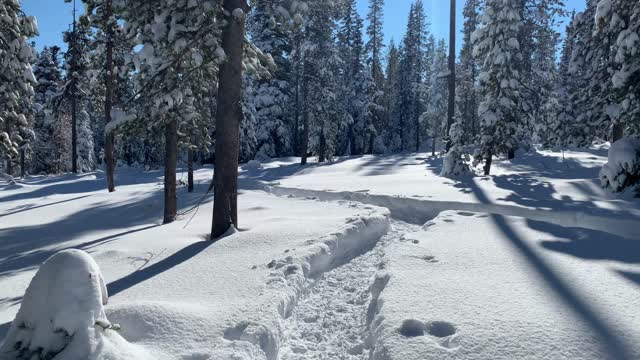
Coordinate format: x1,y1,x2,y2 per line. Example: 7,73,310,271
0,249,150,360
600,137,640,193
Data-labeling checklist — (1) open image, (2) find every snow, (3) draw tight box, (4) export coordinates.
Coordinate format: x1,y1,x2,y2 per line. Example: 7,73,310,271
2,147,640,359
0,249,148,360
600,137,640,193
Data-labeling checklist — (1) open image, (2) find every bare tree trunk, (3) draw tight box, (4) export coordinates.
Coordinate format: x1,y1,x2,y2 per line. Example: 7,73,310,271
187,147,194,193
104,0,116,192
301,71,309,165
319,132,326,163
484,150,493,176
20,148,25,178
445,0,456,152
211,0,248,239
164,118,178,224
612,123,624,143
71,1,78,174
508,148,515,160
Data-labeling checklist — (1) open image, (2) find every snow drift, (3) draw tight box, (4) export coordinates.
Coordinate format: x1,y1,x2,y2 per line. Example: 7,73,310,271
0,249,150,360
600,137,640,193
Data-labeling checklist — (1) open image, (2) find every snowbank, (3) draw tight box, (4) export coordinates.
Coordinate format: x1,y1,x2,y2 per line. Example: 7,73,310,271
0,249,151,360
600,137,640,193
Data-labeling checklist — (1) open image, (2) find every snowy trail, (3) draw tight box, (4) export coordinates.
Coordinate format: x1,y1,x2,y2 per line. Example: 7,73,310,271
279,220,420,360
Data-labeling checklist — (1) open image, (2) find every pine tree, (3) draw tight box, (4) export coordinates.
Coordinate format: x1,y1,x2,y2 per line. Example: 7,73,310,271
0,0,38,177
59,13,94,173
337,0,378,155
117,0,227,224
457,0,481,142
595,0,640,137
397,2,431,152
384,40,403,152
526,0,564,147
249,0,299,160
570,0,619,144
366,0,385,86
553,11,578,148
32,47,63,174
473,0,524,175
299,0,344,164
83,0,133,191
423,39,448,157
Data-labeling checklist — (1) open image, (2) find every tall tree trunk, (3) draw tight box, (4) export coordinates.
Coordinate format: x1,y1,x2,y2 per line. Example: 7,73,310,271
20,148,25,178
301,72,309,165
72,94,77,173
71,1,78,174
319,131,326,163
211,0,248,239
104,0,116,192
612,123,624,143
6,156,13,177
415,108,421,152
445,0,456,152
484,150,493,176
187,147,194,193
164,118,178,224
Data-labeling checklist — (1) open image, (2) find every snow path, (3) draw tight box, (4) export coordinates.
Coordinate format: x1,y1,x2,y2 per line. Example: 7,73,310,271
260,184,639,240
279,220,420,360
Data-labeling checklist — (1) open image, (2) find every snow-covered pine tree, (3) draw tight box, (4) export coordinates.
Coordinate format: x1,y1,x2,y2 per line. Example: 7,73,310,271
58,14,95,173
526,0,564,147
249,0,300,160
570,0,620,144
383,40,403,152
116,0,227,224
299,0,345,164
473,0,524,175
366,0,384,87
83,0,134,191
422,39,448,157
337,0,378,156
0,0,38,177
391,2,430,152
365,0,385,150
595,0,640,136
552,11,579,149
456,0,481,143
32,46,63,174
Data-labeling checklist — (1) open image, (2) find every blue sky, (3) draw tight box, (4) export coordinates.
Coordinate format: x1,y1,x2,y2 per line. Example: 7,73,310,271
22,0,586,55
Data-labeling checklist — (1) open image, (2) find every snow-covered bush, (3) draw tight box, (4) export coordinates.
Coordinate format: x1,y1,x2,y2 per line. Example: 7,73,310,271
600,137,640,193
0,250,114,359
441,123,472,177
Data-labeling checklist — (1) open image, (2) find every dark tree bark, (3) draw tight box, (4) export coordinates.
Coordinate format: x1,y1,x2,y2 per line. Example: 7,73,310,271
104,0,116,192
612,123,624,143
484,150,493,176
300,70,309,165
187,147,194,193
445,0,456,152
211,0,249,239
164,118,178,224
20,148,25,178
71,3,78,174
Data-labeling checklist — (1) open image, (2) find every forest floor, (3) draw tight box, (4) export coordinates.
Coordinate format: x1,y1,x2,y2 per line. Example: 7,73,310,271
1,146,639,359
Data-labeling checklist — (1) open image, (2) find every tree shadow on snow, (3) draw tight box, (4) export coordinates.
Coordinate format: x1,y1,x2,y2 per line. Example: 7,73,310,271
0,169,166,204
107,240,214,297
617,271,640,288
0,186,211,278
465,180,634,359
529,220,640,264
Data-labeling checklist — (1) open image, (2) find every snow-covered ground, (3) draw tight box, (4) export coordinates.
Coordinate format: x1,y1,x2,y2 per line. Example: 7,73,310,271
1,147,639,359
